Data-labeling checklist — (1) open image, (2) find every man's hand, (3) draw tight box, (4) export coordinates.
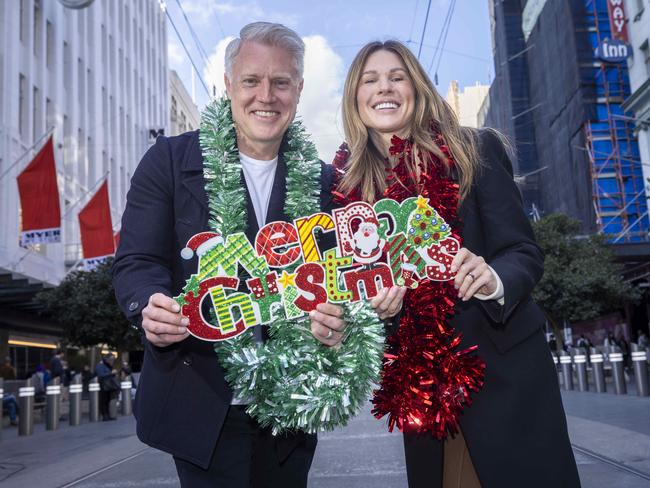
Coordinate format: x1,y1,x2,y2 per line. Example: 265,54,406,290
310,303,346,347
370,286,407,320
141,293,190,347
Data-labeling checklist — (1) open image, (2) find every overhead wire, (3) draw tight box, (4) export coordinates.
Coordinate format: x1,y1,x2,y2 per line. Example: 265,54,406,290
428,0,457,84
416,0,433,60
162,4,211,97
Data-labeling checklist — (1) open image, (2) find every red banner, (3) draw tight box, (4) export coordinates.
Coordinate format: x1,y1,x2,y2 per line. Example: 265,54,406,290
607,0,628,42
78,181,114,269
16,137,62,246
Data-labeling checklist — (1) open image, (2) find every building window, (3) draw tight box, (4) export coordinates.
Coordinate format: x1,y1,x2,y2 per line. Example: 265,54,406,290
33,86,41,141
641,40,650,77
171,96,177,121
19,0,28,44
33,1,42,58
46,21,54,68
19,74,27,138
46,97,52,129
63,41,71,90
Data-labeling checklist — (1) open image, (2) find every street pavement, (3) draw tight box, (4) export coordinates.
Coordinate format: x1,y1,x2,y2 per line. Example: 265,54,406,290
1,384,650,487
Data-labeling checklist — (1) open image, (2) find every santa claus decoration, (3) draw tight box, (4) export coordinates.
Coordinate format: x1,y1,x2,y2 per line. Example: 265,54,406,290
345,217,385,265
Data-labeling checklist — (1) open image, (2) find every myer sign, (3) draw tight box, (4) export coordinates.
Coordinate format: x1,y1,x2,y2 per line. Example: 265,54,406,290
596,38,631,63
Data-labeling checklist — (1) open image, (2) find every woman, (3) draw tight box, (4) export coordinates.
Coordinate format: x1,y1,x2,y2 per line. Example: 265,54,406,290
325,40,580,488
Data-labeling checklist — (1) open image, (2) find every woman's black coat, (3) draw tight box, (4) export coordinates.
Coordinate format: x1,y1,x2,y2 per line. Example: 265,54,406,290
404,130,580,488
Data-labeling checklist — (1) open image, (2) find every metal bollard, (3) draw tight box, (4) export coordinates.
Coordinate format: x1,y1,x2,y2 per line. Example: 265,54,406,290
69,375,83,426
18,379,35,436
631,344,649,397
590,351,606,393
574,349,589,392
120,379,133,416
560,353,574,390
609,351,627,394
89,379,100,422
46,378,61,431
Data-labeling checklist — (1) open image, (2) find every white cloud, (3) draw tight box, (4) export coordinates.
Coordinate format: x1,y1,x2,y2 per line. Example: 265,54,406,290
298,35,345,162
202,37,233,98
168,37,185,65
202,35,345,162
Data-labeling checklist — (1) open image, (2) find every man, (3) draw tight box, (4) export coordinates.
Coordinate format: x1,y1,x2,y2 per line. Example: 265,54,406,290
95,354,119,421
0,356,16,380
113,22,403,487
49,349,64,381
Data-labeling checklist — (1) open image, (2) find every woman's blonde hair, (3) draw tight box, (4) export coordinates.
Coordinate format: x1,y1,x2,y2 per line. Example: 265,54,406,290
340,40,480,203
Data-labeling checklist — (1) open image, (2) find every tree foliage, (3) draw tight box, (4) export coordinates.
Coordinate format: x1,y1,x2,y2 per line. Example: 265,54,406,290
36,258,141,351
532,214,640,328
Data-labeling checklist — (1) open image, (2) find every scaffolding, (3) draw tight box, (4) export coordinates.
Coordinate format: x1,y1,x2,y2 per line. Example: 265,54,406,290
583,0,649,242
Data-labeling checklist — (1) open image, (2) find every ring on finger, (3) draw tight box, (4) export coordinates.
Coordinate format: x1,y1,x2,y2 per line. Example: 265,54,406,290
468,272,476,281
325,329,333,340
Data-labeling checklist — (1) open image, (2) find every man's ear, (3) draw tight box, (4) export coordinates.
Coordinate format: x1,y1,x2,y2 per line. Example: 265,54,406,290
297,78,304,103
224,73,232,97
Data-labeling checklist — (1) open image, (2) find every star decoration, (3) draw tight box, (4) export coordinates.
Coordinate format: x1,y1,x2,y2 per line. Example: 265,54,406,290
415,195,429,209
278,270,296,288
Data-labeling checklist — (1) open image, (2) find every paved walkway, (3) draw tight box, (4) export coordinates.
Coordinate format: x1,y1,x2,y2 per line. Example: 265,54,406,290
1,385,649,487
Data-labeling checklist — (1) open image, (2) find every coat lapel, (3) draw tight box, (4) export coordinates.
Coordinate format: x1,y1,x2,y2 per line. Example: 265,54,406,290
181,132,209,214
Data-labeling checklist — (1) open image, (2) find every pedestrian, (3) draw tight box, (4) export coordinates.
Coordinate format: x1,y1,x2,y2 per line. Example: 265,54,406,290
2,392,19,426
548,333,557,352
319,39,580,487
30,365,47,403
112,22,403,488
95,354,119,421
0,356,16,380
49,349,64,382
576,334,591,350
637,329,648,348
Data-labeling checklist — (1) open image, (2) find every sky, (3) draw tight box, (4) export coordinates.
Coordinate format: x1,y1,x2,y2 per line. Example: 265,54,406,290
165,0,494,160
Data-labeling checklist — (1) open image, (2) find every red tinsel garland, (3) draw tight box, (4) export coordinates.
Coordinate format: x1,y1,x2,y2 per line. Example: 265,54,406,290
332,132,485,439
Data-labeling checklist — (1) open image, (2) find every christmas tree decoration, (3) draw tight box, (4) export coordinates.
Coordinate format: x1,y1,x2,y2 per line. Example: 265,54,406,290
406,196,451,248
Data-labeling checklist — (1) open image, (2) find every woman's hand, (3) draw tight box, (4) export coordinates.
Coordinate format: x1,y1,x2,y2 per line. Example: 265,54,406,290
451,248,497,301
370,286,407,320
310,303,346,347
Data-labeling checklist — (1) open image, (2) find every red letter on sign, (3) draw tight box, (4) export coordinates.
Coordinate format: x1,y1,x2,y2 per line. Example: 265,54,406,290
255,221,301,268
294,262,328,312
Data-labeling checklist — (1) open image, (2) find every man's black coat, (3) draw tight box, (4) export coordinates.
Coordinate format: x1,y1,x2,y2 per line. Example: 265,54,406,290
113,131,332,468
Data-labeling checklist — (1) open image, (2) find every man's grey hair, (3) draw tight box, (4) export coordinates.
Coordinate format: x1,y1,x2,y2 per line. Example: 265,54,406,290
224,22,305,78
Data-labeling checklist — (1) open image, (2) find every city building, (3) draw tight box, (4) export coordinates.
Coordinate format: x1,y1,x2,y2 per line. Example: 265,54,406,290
0,0,168,375
622,0,650,192
486,0,649,240
483,0,541,215
484,0,650,338
445,80,490,129
170,69,200,136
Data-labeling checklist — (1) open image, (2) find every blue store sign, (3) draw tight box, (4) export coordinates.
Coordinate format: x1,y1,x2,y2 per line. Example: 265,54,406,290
596,39,632,63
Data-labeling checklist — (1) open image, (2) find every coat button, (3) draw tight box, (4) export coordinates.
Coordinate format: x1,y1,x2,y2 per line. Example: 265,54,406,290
183,356,192,366
128,301,139,312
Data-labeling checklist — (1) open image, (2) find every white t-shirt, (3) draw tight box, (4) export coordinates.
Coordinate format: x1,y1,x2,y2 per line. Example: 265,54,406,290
239,152,278,229
231,152,278,405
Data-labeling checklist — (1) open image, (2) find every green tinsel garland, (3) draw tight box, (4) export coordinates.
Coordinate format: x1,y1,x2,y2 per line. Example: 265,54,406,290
199,97,385,434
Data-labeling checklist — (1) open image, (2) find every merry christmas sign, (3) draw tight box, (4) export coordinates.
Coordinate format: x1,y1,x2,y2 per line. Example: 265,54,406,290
176,195,460,341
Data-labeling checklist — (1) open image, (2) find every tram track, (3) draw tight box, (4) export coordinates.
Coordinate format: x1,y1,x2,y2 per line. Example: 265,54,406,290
572,443,650,482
